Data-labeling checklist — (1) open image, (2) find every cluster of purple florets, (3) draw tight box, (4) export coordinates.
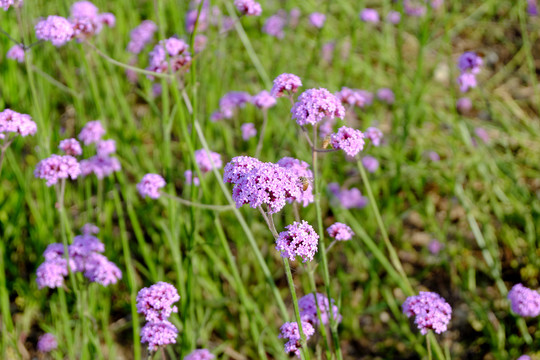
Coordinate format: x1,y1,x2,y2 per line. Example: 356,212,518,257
275,220,319,263
279,321,315,358
137,282,180,351
37,333,57,353
137,174,166,199
184,349,215,360
77,121,121,179
147,37,192,76
271,73,302,98
34,154,81,187
330,126,365,157
234,0,262,16
36,225,121,289
292,88,345,126
194,149,223,173
402,291,452,335
299,293,342,326
0,109,37,140
335,87,374,109
456,51,483,93
508,283,540,317
328,183,368,209
327,222,354,241
277,157,314,207
212,91,251,120
127,20,157,54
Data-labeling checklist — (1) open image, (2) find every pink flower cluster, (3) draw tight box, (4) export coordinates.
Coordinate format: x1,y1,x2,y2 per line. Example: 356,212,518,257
263,13,287,39
37,333,57,353
241,123,257,140
137,174,166,199
271,73,302,98
277,157,314,207
328,183,368,209
34,154,81,187
299,293,342,326
77,121,121,179
309,12,326,28
402,291,452,335
364,126,383,146
147,37,191,76
252,90,276,109
0,109,37,139
335,87,373,109
279,321,315,358
212,91,251,120
6,45,25,63
330,126,365,157
360,8,380,23
234,0,262,16
275,220,319,263
127,20,157,54
184,349,215,360
457,52,482,93
1,0,22,11
195,149,222,173
292,88,345,126
508,284,540,317
327,222,354,241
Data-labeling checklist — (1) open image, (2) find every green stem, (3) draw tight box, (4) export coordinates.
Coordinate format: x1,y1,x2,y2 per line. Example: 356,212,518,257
255,109,269,158
427,332,432,360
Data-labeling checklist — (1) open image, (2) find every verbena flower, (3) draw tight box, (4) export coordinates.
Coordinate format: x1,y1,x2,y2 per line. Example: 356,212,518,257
137,282,180,322
327,222,354,241
508,284,540,317
335,87,366,107
137,174,166,199
148,38,191,76
456,97,472,114
252,90,277,109
292,88,345,126
271,73,302,98
474,127,489,144
241,123,257,141
528,0,539,16
195,149,222,173
34,154,81,186
59,138,82,156
328,183,368,209
360,8,380,23
518,356,532,360
330,126,365,157
140,320,178,352
184,170,200,186
216,91,251,119
277,157,314,207
362,156,379,173
299,293,342,326
37,333,57,353
275,220,319,263
96,139,116,156
279,321,315,358
193,34,207,53
223,156,262,184
457,52,483,74
81,223,99,235
36,258,69,289
364,127,383,146
387,11,401,24
184,349,215,360
35,15,74,46
83,253,122,286
234,0,262,16
309,12,326,28
402,291,452,335
78,120,105,145
6,45,25,63
70,1,115,40
127,20,157,54
80,155,121,179
289,8,301,28
0,109,37,138
376,88,395,104
263,13,286,39
457,72,477,93
428,240,444,254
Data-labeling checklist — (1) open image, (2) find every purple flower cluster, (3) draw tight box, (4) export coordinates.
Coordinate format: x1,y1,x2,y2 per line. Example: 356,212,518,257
387,11,401,24
37,333,57,353
360,8,380,23
457,52,482,93
279,321,315,358
271,73,302,98
335,87,373,108
234,0,262,16
78,121,105,145
529,0,539,16
277,157,314,207
292,88,345,126
0,109,37,139
213,91,251,120
127,20,157,54
327,222,354,241
6,45,25,63
402,291,452,335
78,121,121,179
34,154,81,187
508,284,540,317
70,1,115,40
137,174,166,199
148,37,191,76
376,88,395,104
299,293,342,326
263,13,287,39
330,126,365,157
184,349,215,360
137,282,180,351
275,220,319,263
364,127,383,146
195,149,222,173
35,16,74,46
1,0,21,11
309,12,326,28
184,170,200,186
252,90,277,109
59,138,82,156
328,183,368,209
224,157,303,214
362,156,379,173
241,123,257,140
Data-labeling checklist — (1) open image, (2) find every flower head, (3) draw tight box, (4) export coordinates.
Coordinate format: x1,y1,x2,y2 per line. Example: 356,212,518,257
83,253,122,286
277,157,314,207
216,91,251,119
292,88,345,126
299,293,342,326
137,282,180,322
402,291,452,335
184,170,200,186
376,88,395,104
140,320,178,352
6,45,25,63
279,321,315,358
276,220,319,263
137,174,166,199
428,240,444,254
234,0,262,16
184,349,215,360
0,109,37,137
127,20,157,54
36,258,69,289
241,123,257,141
364,127,383,146
456,97,472,114
80,155,121,179
309,12,326,28
37,333,58,353
330,126,365,157
148,38,191,75
252,90,276,109
329,184,368,209
508,284,540,317
271,73,302,98
387,11,401,24
35,16,74,46
327,222,354,241
223,156,262,184
360,8,380,23
78,121,105,145
362,156,379,173
458,52,483,74
59,138,82,156
195,149,222,173
263,13,286,39
34,155,81,186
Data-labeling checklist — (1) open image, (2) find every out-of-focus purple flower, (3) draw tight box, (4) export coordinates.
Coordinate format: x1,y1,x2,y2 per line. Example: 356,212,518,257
275,220,319,263
428,239,444,254
309,12,326,28
458,52,483,74
321,41,335,64
127,20,157,54
6,45,25,63
327,182,340,196
80,155,120,179
362,156,379,173
263,13,287,39
456,97,472,114
292,88,345,126
271,73,302,98
402,291,452,335
1,0,22,11
474,127,489,144
35,16,74,47
184,349,215,360
98,13,115,27
0,109,37,137
508,284,540,317
137,282,180,322
216,91,251,119
528,0,539,16
387,11,401,24
457,73,477,93
427,151,440,162
148,38,191,76
140,320,178,352
364,127,383,146
335,87,365,108
37,333,57,353
319,117,336,138
289,8,301,28
327,222,354,241
332,186,368,209
36,258,69,289
186,7,209,33
241,123,257,141
330,126,365,157
376,88,395,104
234,0,262,16
252,90,277,109
59,138,82,156
184,170,200,186
277,157,314,207
518,356,532,360
299,293,342,326
193,34,207,53
83,253,122,286
70,2,114,39
81,223,99,235
34,155,81,186
404,0,426,17
220,16,235,32
96,139,116,156
195,149,222,173
279,321,315,358
360,8,380,23
78,120,105,145
137,174,166,199
71,1,98,20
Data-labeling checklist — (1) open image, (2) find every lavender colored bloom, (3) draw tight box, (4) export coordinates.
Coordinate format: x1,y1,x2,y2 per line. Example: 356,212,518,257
6,45,24,63
518,356,532,360
184,349,215,360
78,120,105,145
195,149,222,173
376,88,395,104
508,284,540,317
364,127,383,146
356,89,374,107
474,127,489,144
387,11,401,24
184,170,200,186
43,243,66,261
0,109,37,137
292,88,345,126
271,73,302,98
71,1,99,20
528,0,539,16
37,333,57,353
279,321,315,358
140,320,178,352
193,34,207,53
457,73,477,92
456,97,472,114
252,90,276,109
223,156,262,184
362,156,379,173
309,12,326,28
35,16,74,46
402,291,452,335
335,187,368,209
289,8,301,28
428,239,444,254
137,174,166,199
36,258,68,289
127,20,157,54
217,91,251,119
59,138,82,156
241,123,257,141
327,222,354,241
84,253,122,286
186,7,209,33
321,41,335,64
404,0,426,17
70,2,114,39
299,293,342,326
263,13,287,39
427,151,440,162
277,157,314,207
458,52,483,74
148,38,191,75
137,282,180,322
234,0,262,16
98,13,115,27
80,155,120,179
335,87,365,108
360,8,380,23
34,155,81,186
69,234,105,272
276,220,319,263
331,126,365,157
81,223,99,235
1,0,21,11
96,139,116,156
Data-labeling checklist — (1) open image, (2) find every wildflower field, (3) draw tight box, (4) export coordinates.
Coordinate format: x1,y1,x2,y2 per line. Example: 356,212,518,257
1,0,540,359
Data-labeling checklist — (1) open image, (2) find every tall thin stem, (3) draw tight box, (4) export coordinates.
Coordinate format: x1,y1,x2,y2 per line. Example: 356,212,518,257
255,109,269,158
